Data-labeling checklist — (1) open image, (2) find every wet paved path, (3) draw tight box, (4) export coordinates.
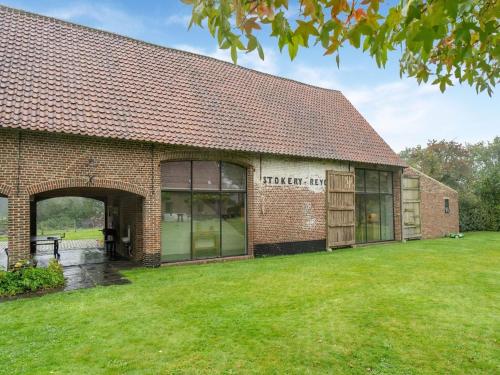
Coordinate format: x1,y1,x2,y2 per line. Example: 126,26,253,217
63,261,133,291
38,248,138,292
2,243,138,292
2,242,138,291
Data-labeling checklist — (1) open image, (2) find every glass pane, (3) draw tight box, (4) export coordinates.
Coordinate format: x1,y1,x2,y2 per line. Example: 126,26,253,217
161,161,191,189
365,170,380,193
221,162,246,191
355,169,365,192
380,172,392,194
192,193,220,259
366,195,381,241
355,195,366,243
161,192,191,262
193,161,220,191
221,193,246,256
380,195,394,241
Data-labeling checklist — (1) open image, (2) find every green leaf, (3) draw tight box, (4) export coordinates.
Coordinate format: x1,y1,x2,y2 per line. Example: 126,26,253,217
348,28,361,49
257,43,265,60
247,35,258,52
220,40,231,50
288,39,299,60
230,46,237,64
444,0,459,19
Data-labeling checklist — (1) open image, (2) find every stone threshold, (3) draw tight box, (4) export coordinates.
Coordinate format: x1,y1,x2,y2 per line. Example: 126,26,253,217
161,255,253,267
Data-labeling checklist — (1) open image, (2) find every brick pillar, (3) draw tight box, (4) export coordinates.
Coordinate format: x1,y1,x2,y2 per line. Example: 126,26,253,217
8,193,31,266
142,192,161,267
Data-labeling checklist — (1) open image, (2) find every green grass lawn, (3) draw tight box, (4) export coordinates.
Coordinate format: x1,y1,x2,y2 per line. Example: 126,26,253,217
0,232,499,374
0,228,102,242
38,228,103,241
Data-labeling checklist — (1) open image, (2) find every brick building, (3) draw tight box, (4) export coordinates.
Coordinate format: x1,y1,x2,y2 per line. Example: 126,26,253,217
0,6,458,267
402,167,459,239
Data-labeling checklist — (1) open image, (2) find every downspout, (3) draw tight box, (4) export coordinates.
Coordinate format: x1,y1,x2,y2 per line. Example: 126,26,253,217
16,131,21,195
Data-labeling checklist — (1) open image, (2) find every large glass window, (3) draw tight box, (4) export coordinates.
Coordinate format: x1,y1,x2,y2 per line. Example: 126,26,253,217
161,192,191,262
221,193,246,256
355,169,394,243
355,195,366,243
192,193,220,259
161,161,247,262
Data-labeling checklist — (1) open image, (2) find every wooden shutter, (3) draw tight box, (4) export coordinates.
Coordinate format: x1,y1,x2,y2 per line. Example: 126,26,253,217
402,176,422,239
326,171,355,248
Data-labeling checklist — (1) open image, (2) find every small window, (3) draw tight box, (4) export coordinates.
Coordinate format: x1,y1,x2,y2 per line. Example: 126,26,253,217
444,198,450,214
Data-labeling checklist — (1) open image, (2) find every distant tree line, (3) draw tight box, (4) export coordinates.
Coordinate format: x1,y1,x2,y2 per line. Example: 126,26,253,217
400,137,499,232
37,197,105,233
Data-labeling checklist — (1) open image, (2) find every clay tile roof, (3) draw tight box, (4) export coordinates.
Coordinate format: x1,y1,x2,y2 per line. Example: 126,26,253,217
0,5,405,167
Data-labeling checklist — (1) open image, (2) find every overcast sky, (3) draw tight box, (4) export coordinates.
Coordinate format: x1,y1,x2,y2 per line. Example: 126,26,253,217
3,0,499,151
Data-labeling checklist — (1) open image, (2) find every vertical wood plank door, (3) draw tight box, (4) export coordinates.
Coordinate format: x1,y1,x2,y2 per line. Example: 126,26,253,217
402,176,422,239
326,171,355,248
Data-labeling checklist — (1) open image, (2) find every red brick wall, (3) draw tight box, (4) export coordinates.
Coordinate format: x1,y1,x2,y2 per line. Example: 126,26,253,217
404,168,459,239
253,156,351,246
0,129,258,266
0,128,406,266
0,128,157,265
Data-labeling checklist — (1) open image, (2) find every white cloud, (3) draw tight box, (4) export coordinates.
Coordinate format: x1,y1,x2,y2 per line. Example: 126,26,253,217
285,64,341,89
285,65,461,151
44,2,144,35
342,81,457,151
172,44,279,75
165,14,191,27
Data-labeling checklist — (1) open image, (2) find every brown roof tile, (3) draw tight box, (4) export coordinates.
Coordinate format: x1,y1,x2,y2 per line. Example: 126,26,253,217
0,5,405,166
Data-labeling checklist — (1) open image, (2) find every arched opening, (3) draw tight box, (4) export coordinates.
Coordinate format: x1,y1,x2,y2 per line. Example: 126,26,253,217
0,194,7,270
36,196,105,245
31,187,144,267
160,161,247,262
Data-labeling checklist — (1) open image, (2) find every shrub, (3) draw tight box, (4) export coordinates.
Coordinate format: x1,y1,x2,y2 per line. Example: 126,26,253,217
0,259,65,297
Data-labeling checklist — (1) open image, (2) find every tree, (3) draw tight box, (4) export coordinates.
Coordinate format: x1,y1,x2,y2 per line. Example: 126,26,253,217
399,140,472,190
182,0,499,95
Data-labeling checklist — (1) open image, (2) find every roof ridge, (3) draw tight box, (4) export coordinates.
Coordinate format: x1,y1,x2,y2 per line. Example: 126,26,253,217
0,4,343,94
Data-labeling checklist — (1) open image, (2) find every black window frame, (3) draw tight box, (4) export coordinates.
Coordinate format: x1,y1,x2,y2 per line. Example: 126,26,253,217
355,168,395,244
444,198,450,214
161,161,247,262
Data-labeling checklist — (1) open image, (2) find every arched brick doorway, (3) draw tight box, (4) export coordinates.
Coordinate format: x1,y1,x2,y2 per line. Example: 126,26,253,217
29,182,146,266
